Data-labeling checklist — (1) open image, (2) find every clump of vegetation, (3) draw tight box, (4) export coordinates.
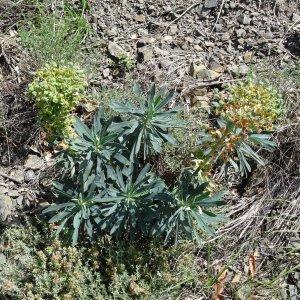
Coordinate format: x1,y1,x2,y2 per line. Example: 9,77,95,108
215,79,283,132
198,119,276,176
0,222,107,300
44,84,226,245
98,239,200,299
0,222,200,299
19,6,90,66
28,64,87,138
110,84,184,159
196,79,281,177
112,53,135,71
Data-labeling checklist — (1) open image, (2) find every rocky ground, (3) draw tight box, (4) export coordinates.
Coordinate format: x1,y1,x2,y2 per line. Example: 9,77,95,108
88,0,300,88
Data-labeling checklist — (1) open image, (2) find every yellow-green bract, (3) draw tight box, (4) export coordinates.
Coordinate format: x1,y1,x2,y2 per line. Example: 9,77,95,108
28,64,87,139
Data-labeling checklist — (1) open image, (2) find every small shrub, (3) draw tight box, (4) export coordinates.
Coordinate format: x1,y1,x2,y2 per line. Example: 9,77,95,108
94,239,200,299
198,118,276,176
215,80,283,132
110,83,184,160
0,223,107,300
28,64,87,138
153,170,225,244
44,173,104,246
19,6,90,66
44,85,226,245
111,53,135,71
45,161,164,245
97,164,164,237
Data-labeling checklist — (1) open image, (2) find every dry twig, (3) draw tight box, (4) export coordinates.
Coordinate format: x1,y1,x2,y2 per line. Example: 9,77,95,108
164,2,201,31
211,0,226,33
0,170,22,184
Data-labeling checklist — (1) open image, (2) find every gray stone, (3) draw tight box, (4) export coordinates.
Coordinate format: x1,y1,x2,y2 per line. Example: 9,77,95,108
102,68,110,78
169,25,178,35
259,31,273,39
24,170,36,182
208,59,223,73
292,13,300,23
205,69,221,80
190,63,220,80
162,35,173,42
190,62,206,78
230,64,249,76
204,0,219,9
10,169,24,183
236,28,246,37
237,14,251,25
221,32,231,41
107,41,126,58
215,24,223,32
229,1,236,8
0,186,8,194
8,190,19,198
0,195,12,221
204,41,215,47
24,155,44,171
16,195,24,206
137,46,154,63
134,14,146,23
238,38,245,45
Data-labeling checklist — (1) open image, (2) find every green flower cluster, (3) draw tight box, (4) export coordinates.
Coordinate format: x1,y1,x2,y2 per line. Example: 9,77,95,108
29,64,87,139
216,80,283,132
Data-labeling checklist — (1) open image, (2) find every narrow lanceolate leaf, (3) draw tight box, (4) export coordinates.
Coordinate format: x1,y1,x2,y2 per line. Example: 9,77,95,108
72,226,79,246
56,216,70,235
43,202,74,214
199,191,226,207
82,160,94,184
148,83,156,102
249,134,276,150
73,211,82,229
49,211,71,223
157,131,177,145
93,109,103,133
74,117,93,139
134,130,144,156
133,82,142,96
155,90,174,110
191,210,216,236
135,164,150,185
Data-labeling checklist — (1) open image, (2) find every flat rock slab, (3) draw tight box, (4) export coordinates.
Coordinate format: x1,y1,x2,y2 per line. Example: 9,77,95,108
24,155,44,171
204,0,219,8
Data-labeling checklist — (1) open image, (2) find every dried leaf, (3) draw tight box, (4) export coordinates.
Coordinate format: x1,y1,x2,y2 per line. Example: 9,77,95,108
213,268,228,300
232,273,241,283
248,254,256,278
129,280,146,296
